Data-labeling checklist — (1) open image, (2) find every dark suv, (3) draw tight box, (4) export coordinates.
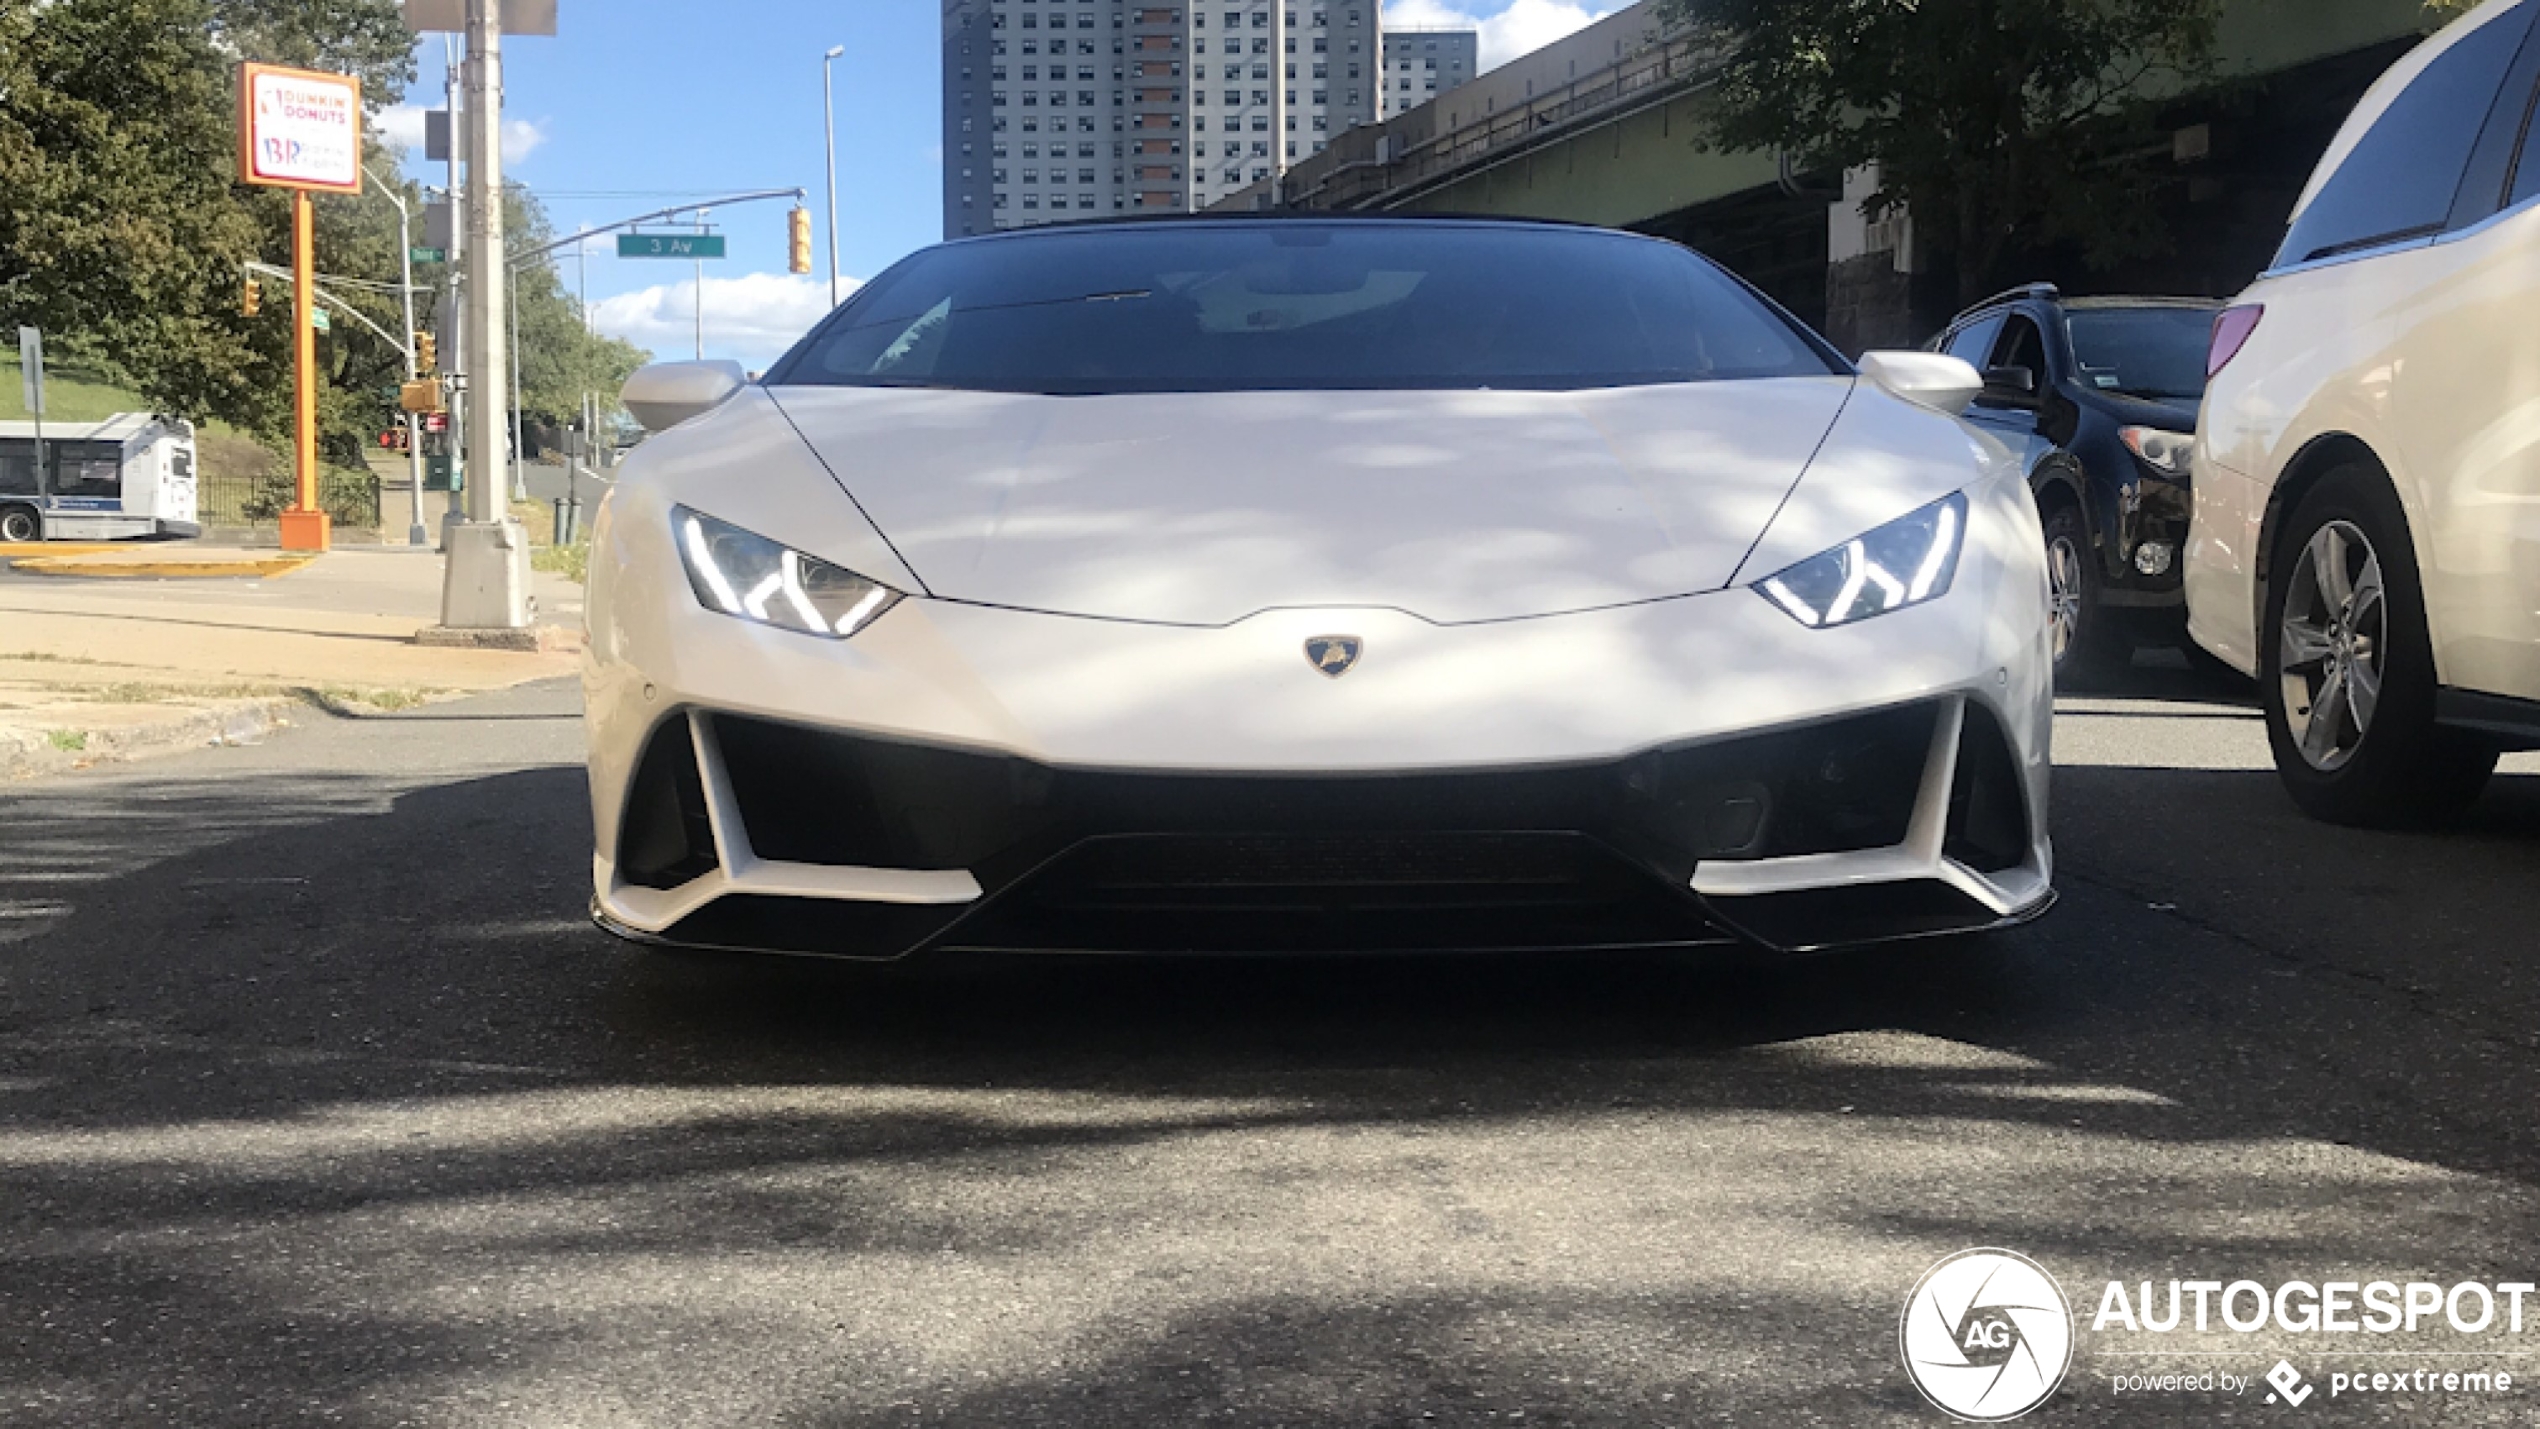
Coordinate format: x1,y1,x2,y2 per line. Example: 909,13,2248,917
1927,285,2220,678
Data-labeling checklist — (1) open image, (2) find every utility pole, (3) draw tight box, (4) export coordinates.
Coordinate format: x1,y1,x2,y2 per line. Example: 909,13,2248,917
693,207,709,360
509,275,526,502
436,0,533,635
363,164,428,548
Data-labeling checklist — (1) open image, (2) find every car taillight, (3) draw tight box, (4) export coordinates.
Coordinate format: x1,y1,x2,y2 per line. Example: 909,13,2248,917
2207,305,2263,378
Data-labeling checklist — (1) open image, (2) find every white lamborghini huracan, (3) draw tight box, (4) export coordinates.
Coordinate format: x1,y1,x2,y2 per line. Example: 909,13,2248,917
583,217,2054,958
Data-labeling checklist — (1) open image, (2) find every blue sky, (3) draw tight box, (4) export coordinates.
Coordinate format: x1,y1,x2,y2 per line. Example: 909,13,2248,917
386,0,1618,368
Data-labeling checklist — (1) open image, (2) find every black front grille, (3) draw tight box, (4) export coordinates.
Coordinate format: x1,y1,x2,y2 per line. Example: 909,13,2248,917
639,700,1982,960
709,700,1943,893
945,832,1726,955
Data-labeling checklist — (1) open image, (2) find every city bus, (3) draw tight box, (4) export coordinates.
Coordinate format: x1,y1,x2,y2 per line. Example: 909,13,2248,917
0,414,200,542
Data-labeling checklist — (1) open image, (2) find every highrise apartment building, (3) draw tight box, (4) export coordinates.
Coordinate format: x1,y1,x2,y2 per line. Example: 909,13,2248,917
1377,28,1476,119
942,0,1382,239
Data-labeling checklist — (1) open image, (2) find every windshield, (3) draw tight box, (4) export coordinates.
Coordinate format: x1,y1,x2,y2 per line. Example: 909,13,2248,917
2064,307,2216,403
770,223,1841,396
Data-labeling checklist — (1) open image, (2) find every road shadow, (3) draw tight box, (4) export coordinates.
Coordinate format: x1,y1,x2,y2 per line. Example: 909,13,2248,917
2,759,2539,1426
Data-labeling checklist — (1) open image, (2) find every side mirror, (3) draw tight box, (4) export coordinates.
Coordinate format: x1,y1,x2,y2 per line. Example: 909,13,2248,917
1978,365,2041,408
621,360,746,433
1858,351,1984,417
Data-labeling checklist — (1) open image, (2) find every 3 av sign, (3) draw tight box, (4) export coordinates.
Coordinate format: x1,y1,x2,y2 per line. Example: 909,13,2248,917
617,233,726,260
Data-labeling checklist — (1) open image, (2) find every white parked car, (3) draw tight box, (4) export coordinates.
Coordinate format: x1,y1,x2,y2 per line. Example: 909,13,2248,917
583,218,2054,960
2187,0,2540,825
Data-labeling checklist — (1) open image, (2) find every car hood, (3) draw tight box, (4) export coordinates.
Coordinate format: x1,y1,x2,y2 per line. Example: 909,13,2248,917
766,379,1857,626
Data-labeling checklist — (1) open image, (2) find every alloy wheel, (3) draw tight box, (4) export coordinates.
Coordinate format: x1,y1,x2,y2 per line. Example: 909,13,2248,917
0,509,35,543
2277,519,2387,772
2045,534,2083,663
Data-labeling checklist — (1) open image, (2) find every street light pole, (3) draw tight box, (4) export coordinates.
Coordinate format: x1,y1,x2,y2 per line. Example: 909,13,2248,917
363,164,429,548
441,35,466,543
693,206,709,360
823,45,844,309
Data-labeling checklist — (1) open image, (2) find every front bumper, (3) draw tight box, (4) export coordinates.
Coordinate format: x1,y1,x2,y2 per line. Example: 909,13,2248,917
593,692,2050,958
585,468,2054,958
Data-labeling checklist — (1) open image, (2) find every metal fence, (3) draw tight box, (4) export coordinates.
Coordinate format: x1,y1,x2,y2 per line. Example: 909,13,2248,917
199,467,381,531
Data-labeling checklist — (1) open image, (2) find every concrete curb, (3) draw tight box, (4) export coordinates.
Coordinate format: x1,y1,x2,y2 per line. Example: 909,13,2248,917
0,543,124,559
414,624,580,653
7,554,316,579
0,697,302,782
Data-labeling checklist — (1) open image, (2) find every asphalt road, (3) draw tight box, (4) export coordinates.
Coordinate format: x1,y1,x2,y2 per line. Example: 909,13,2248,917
3,668,2538,1427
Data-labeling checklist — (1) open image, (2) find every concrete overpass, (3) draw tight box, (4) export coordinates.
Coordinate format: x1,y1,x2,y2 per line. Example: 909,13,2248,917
1218,0,2445,349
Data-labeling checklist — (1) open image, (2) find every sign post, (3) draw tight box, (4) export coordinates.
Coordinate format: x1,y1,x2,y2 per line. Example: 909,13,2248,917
237,62,363,553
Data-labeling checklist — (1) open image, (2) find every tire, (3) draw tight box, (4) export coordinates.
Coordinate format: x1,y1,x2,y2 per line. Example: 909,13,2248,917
2041,499,2128,682
2259,464,2496,826
0,505,36,543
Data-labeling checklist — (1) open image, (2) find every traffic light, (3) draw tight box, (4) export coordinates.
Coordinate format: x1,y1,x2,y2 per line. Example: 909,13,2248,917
414,330,437,373
399,378,446,414
787,206,813,276
242,279,262,317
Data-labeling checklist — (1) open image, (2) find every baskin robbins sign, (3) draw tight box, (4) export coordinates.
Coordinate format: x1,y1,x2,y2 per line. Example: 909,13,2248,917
237,63,363,195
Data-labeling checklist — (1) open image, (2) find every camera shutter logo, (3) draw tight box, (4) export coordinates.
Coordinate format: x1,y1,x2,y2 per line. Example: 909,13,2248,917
1900,1248,2074,1421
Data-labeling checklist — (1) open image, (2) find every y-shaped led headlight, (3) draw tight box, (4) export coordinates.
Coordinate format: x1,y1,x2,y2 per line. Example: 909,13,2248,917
1754,492,1967,629
674,506,902,639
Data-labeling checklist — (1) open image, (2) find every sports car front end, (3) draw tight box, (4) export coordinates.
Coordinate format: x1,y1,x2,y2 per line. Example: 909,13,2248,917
584,219,2054,959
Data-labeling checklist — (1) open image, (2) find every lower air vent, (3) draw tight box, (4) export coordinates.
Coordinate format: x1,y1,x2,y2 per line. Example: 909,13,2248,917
617,717,718,890
1944,703,2029,874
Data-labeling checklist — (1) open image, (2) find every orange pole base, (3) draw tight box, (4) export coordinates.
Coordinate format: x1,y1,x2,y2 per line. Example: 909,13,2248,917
278,509,333,553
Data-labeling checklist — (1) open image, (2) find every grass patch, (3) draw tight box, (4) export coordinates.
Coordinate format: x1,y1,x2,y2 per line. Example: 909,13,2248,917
44,729,87,752
303,684,436,714
0,651,111,666
531,543,589,583
84,681,275,704
0,354,149,425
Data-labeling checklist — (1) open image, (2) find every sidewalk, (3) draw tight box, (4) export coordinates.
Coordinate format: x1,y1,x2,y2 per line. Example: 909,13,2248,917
0,545,583,780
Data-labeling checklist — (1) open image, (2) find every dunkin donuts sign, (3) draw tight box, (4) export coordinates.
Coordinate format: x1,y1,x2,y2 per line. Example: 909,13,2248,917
238,64,363,194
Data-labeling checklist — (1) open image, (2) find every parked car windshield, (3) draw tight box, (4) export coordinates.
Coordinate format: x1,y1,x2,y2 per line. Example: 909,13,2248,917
2064,307,2215,403
770,222,1842,396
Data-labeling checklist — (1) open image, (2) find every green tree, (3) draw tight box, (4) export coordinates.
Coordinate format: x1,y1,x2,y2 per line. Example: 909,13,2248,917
0,0,411,439
505,186,652,432
1659,0,2223,308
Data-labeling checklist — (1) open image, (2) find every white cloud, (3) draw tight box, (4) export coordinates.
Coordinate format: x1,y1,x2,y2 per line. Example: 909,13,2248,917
1380,0,1624,72
502,117,549,165
368,105,547,165
588,271,860,371
377,104,428,151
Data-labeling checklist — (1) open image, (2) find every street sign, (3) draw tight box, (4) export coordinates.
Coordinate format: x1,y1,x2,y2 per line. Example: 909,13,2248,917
311,308,332,333
16,327,41,417
411,246,446,264
236,64,363,195
618,233,726,259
